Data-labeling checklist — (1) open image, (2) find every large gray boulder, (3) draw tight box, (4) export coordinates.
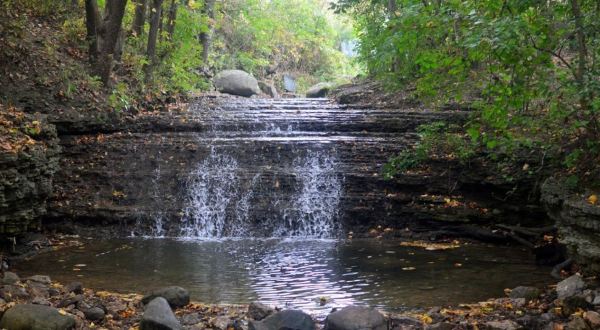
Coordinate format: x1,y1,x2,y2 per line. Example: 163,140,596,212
325,306,387,330
140,297,182,330
142,286,190,308
556,274,585,299
306,82,333,98
214,70,261,97
249,310,315,330
0,304,76,330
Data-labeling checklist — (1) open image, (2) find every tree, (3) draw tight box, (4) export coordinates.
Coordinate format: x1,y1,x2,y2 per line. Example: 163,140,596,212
199,0,215,66
84,0,128,87
144,0,163,82
132,0,148,37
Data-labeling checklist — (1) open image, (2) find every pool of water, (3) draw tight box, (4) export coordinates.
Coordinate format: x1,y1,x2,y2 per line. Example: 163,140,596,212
16,238,551,314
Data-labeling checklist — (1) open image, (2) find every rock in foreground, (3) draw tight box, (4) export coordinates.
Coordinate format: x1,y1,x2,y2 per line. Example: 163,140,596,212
0,304,75,330
325,306,387,330
249,310,315,330
140,297,182,330
214,70,261,97
142,286,190,308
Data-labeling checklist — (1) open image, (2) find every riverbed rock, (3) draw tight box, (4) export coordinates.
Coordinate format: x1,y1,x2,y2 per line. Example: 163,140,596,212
483,320,519,330
141,297,182,330
248,301,275,321
509,286,540,300
82,306,105,322
425,323,454,330
584,311,600,328
562,295,593,316
57,294,83,308
0,284,30,301
65,282,83,294
27,275,52,285
3,271,20,284
325,306,387,330
214,70,261,97
557,275,586,299
306,83,332,98
565,316,590,330
0,304,75,330
249,310,315,330
142,286,190,308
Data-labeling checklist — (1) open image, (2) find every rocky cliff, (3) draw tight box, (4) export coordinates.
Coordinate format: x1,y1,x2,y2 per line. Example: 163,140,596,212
0,108,60,235
541,178,600,274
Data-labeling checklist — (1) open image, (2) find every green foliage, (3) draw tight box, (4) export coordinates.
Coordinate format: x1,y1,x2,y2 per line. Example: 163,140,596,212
213,0,360,91
383,122,475,179
338,0,600,177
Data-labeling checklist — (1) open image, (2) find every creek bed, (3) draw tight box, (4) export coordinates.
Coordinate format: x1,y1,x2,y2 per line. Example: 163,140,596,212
15,238,552,316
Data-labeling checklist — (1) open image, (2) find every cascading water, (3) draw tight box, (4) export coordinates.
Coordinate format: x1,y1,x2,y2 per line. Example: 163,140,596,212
174,98,345,239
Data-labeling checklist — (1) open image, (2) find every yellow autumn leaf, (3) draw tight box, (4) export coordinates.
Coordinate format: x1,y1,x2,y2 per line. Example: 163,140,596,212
588,194,598,205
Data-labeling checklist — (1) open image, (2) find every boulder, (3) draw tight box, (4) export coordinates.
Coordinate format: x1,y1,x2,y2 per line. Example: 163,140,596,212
27,275,52,285
249,310,315,330
142,286,190,308
214,70,261,97
483,320,519,330
248,301,275,321
2,271,20,284
259,81,279,98
140,297,182,330
585,311,600,328
306,83,333,98
509,286,540,300
82,306,105,322
557,275,585,299
0,304,75,330
325,306,387,330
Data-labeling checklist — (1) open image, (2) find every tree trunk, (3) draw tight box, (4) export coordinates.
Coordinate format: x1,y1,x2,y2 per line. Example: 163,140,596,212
570,0,588,107
165,0,178,40
144,0,164,83
132,0,147,36
199,0,216,66
84,0,100,63
97,0,128,87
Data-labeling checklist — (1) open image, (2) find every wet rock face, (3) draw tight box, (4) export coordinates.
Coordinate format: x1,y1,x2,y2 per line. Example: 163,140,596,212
47,97,549,237
542,178,600,275
0,111,60,235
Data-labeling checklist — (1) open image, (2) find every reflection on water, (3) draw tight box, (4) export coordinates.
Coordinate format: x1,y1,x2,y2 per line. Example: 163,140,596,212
16,239,551,314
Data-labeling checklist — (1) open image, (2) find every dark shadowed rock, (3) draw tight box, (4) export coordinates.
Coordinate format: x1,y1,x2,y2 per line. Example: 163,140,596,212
556,275,585,299
562,295,593,316
65,282,83,294
248,302,274,321
82,306,105,322
249,310,315,330
2,271,20,284
483,320,519,330
306,83,332,98
215,70,261,97
0,304,75,330
142,286,190,308
509,286,540,300
57,294,83,308
325,306,387,330
140,297,182,330
425,323,455,330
